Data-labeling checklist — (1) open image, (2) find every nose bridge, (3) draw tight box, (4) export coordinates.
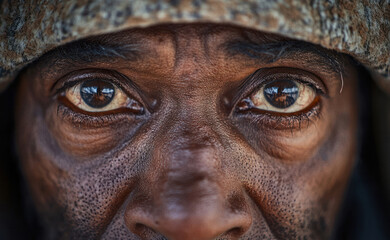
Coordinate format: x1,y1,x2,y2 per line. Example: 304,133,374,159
163,106,222,159
165,122,221,167
158,145,222,220
157,120,223,200
160,143,221,204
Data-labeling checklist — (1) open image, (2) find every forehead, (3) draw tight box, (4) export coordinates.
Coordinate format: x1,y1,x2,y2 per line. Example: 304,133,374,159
35,24,344,91
42,24,289,67
44,23,337,64
83,24,289,46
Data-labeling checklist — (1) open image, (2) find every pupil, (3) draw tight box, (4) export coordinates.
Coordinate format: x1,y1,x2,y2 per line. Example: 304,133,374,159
80,80,115,108
263,79,299,108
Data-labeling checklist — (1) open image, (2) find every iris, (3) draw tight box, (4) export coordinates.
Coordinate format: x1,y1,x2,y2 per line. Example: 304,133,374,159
263,79,299,108
80,79,115,108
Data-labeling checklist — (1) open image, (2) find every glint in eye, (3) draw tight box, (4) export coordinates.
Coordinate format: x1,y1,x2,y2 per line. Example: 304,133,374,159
64,79,144,113
239,79,317,114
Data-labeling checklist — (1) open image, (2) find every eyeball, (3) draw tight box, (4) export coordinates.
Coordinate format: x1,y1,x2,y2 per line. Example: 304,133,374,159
65,79,142,113
247,79,317,113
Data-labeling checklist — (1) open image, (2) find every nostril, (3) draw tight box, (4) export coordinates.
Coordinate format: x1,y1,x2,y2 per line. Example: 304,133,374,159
134,223,147,232
125,199,252,240
124,182,252,240
131,222,162,240
128,212,251,240
223,227,246,238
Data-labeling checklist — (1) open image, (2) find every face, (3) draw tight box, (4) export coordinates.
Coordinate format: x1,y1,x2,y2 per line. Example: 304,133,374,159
15,24,358,240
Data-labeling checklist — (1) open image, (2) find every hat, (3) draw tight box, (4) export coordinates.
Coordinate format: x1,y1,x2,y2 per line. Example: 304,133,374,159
1,0,389,92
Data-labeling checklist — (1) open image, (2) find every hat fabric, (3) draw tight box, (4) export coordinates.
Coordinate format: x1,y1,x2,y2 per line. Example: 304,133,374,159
1,0,389,91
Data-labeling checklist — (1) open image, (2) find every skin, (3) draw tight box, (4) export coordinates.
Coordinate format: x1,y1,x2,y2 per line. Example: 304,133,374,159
15,24,358,240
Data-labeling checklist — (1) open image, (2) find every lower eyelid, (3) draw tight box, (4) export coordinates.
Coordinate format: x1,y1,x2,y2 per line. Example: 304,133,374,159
55,98,146,128
56,103,121,126
234,97,322,131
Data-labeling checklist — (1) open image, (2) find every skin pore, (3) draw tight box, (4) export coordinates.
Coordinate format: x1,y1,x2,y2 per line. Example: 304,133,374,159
15,24,358,240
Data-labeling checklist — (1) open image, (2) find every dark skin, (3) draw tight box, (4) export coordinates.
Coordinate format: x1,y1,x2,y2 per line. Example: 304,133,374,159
15,24,358,239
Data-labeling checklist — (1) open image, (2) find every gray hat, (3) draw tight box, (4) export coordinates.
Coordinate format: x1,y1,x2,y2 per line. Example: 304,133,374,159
1,0,390,92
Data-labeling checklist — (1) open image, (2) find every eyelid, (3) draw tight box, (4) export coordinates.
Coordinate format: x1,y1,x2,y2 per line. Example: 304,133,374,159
230,67,327,116
51,68,154,113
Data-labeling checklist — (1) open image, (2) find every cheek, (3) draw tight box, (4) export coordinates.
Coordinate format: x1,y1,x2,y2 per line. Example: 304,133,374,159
16,114,144,237
235,85,357,238
15,79,69,229
15,78,145,237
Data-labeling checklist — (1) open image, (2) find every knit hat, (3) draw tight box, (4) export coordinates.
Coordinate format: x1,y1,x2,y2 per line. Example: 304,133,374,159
1,0,389,92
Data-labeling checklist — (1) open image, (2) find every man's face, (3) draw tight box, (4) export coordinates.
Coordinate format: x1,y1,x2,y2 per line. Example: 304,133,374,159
15,24,358,239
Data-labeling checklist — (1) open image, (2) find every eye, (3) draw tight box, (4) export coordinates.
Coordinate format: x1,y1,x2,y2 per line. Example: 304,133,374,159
238,79,317,114
64,79,144,113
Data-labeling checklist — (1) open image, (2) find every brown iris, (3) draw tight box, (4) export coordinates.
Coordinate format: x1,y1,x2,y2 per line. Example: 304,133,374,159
263,80,299,108
80,79,115,108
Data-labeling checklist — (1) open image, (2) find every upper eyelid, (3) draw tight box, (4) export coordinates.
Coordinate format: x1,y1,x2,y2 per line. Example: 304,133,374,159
51,68,146,99
51,69,126,95
56,77,123,97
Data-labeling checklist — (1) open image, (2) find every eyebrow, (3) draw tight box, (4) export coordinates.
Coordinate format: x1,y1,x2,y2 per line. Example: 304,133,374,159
42,39,140,65
225,40,344,75
41,37,344,81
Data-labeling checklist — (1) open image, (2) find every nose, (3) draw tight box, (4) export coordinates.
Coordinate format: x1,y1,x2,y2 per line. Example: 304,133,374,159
124,146,252,240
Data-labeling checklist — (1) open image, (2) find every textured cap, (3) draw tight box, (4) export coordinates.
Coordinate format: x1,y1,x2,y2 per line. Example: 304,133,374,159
1,0,389,91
